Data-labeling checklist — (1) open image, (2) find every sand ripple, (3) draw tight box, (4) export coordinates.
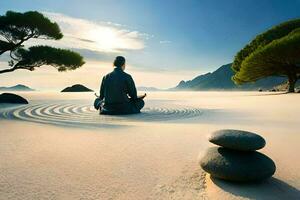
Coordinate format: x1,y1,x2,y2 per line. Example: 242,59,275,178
0,101,202,127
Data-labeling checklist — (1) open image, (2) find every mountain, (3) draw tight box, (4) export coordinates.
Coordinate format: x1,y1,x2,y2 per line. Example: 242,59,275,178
61,84,94,92
137,86,161,91
174,64,287,91
0,84,34,91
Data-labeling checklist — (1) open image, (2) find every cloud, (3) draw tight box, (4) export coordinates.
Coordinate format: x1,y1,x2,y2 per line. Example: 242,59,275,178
70,48,117,62
26,12,149,53
159,40,172,44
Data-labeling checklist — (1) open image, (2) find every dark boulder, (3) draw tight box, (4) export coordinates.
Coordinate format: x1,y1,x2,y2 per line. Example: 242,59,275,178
0,93,28,104
209,129,266,151
61,84,93,92
200,147,276,182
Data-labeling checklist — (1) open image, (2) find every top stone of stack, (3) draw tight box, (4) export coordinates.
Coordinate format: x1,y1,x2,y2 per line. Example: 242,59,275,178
209,129,266,151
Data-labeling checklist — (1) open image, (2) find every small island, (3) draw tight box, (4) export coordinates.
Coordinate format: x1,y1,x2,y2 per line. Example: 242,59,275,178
61,84,94,92
137,86,161,91
0,84,34,91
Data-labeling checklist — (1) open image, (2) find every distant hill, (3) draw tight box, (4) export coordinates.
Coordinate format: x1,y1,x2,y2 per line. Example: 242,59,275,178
0,84,34,91
137,86,161,91
61,84,93,92
174,64,287,91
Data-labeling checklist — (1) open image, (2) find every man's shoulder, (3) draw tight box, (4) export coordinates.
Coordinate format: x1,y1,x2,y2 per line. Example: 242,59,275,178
115,70,132,79
103,70,115,78
122,71,132,79
103,69,132,79
102,71,131,79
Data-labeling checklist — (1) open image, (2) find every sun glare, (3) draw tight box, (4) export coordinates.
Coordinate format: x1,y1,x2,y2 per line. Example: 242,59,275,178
41,12,145,53
87,27,120,52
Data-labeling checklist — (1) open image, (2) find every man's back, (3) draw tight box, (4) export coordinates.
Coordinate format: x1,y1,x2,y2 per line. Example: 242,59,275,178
98,56,145,115
100,67,137,105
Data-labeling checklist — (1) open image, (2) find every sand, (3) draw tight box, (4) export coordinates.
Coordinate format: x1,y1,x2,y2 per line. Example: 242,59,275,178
0,91,299,199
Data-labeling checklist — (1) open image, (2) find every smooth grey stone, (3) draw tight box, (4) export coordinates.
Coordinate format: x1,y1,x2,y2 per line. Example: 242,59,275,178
209,129,266,151
0,93,28,104
200,147,276,182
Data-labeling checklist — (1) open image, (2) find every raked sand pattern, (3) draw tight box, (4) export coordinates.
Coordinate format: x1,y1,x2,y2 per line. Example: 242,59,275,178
0,100,203,127
1,92,300,199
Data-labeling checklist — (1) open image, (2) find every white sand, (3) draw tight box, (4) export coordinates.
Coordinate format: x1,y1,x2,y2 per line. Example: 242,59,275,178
0,91,299,199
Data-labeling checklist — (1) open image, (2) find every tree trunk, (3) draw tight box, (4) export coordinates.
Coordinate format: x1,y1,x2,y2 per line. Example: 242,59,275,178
288,75,297,93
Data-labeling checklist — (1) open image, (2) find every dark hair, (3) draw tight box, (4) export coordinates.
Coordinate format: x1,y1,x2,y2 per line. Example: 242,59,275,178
113,56,126,68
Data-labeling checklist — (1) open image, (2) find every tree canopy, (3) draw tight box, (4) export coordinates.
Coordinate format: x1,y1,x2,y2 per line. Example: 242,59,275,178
0,11,63,54
232,19,300,73
232,18,300,92
0,11,84,74
2,46,84,73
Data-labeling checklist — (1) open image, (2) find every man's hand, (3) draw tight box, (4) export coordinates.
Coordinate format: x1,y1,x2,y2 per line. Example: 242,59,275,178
138,93,147,99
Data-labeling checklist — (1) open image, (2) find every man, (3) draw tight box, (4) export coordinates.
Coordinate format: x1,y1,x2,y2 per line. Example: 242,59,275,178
97,56,146,115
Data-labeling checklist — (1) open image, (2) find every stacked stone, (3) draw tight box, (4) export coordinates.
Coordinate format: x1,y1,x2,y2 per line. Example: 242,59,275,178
200,129,276,182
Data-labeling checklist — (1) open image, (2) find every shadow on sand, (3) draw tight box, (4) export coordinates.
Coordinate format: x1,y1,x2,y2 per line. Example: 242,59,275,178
249,92,289,96
250,91,300,96
211,176,300,199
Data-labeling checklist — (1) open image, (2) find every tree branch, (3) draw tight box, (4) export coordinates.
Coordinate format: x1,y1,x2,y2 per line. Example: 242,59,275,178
0,62,35,74
0,67,17,74
9,51,21,61
0,50,6,55
0,34,35,56
0,32,13,43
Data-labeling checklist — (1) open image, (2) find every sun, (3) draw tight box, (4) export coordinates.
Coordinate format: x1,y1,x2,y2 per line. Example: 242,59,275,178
85,26,124,52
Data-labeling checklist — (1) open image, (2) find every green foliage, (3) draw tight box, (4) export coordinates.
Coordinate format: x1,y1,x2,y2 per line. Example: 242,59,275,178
232,18,300,92
0,10,85,74
232,18,300,72
0,40,14,51
233,29,300,84
0,11,63,44
14,46,85,72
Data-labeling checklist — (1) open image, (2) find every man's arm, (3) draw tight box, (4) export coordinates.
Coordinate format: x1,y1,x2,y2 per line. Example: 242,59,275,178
127,75,138,99
99,76,105,100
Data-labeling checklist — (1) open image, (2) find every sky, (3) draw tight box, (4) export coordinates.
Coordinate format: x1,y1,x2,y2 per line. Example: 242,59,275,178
0,0,300,90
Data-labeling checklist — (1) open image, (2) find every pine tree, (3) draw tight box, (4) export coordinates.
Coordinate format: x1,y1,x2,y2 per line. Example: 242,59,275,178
0,11,84,74
232,19,300,92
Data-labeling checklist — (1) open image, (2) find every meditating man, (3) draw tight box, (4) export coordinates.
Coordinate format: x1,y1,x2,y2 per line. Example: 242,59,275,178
97,56,146,115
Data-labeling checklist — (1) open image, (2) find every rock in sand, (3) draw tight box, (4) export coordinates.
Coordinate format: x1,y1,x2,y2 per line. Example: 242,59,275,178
209,129,266,151
0,93,28,104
